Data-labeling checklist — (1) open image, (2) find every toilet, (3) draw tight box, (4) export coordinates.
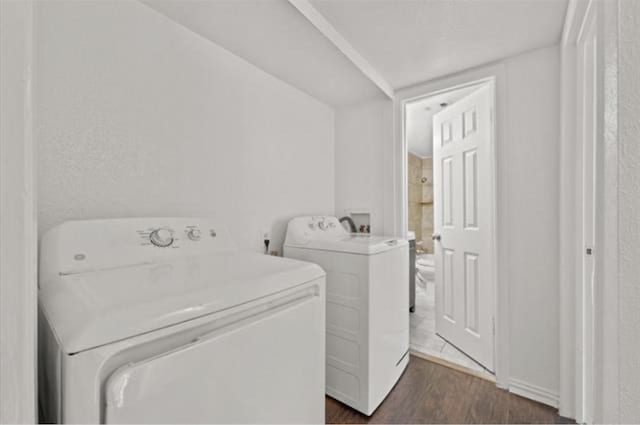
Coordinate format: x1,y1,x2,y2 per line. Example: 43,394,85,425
416,253,435,283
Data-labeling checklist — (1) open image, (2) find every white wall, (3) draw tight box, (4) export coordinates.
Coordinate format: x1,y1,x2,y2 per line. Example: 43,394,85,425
337,45,561,403
503,45,560,401
35,1,335,253
617,0,640,421
334,99,393,234
0,1,38,422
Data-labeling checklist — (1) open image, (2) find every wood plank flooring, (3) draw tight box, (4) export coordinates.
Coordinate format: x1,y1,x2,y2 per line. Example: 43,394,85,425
326,355,574,424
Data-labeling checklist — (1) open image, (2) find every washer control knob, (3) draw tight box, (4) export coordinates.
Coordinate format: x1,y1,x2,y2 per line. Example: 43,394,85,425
186,228,202,241
150,228,174,247
318,220,328,231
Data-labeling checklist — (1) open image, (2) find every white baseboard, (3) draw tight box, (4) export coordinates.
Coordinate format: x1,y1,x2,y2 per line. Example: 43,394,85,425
508,378,559,408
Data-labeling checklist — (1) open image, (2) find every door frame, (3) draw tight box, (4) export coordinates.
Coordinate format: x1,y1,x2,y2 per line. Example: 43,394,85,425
392,64,507,387
575,5,600,422
559,0,619,422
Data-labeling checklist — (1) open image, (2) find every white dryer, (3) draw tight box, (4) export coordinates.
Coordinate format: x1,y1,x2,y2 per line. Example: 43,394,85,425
283,216,409,416
38,218,326,424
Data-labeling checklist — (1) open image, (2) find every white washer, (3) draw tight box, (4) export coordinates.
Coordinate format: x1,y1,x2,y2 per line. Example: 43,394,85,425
283,216,409,416
38,217,326,424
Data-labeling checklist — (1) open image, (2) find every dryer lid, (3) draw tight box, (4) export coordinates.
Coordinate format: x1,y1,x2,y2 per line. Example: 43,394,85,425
39,252,324,354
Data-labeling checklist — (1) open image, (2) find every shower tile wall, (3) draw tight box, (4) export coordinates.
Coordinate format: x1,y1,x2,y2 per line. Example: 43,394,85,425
408,154,434,252
421,157,434,253
408,153,423,243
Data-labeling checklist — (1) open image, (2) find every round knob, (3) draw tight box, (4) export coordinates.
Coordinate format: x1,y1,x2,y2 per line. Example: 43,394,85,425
186,228,201,241
318,220,328,231
150,228,174,247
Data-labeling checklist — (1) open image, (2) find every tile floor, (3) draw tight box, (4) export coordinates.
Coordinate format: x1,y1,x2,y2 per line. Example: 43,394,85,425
410,277,494,378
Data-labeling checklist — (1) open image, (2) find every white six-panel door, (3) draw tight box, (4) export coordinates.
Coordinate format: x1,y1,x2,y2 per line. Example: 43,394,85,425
433,83,495,371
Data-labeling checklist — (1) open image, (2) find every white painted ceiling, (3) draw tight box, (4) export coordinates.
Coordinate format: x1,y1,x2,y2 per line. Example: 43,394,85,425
310,0,569,89
142,0,387,107
406,85,480,158
144,0,569,107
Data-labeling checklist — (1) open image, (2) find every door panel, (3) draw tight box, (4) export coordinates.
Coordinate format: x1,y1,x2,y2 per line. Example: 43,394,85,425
442,156,454,227
464,252,480,335
433,83,495,371
441,120,453,144
463,108,477,137
463,149,478,229
443,248,455,321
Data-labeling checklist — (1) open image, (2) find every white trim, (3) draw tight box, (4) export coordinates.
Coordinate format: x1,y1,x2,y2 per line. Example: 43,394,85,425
509,378,560,409
558,0,592,420
558,2,590,418
576,0,596,45
559,0,617,422
393,62,508,389
561,0,577,46
287,0,394,99
562,0,590,47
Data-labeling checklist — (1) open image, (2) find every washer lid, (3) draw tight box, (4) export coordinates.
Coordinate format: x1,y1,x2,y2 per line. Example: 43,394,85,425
39,252,324,354
284,216,408,254
286,235,408,255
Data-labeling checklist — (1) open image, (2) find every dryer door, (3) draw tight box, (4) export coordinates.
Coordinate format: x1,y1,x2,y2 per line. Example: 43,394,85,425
103,287,324,424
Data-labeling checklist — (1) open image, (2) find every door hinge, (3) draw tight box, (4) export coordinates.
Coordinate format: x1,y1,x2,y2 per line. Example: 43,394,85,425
586,246,593,255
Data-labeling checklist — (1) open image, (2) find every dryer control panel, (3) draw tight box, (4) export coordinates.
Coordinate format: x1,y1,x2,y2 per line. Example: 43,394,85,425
136,224,213,248
39,217,236,283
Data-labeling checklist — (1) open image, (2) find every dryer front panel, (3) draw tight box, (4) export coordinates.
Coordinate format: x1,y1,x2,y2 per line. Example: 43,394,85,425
101,285,325,424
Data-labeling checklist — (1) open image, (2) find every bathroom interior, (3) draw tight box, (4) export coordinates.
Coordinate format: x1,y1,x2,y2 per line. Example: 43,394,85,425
406,87,493,377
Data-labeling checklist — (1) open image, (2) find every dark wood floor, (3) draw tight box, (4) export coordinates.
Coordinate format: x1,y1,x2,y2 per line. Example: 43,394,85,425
326,355,574,424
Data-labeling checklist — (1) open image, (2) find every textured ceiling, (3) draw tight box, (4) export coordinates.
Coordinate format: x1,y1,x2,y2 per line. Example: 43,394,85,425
310,0,569,89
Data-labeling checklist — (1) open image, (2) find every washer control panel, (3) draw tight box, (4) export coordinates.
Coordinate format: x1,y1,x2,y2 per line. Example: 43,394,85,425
305,216,338,232
285,216,347,246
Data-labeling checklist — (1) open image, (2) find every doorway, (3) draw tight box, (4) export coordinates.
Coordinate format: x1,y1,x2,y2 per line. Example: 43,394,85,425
403,79,498,380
